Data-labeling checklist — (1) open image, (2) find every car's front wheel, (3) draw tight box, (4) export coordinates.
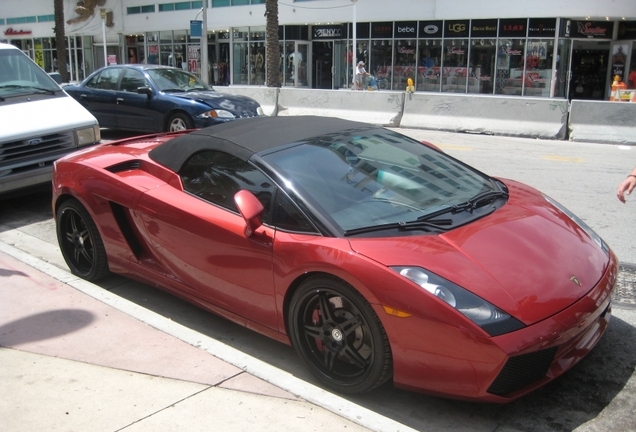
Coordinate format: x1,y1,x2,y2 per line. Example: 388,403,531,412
166,112,194,132
56,199,110,281
288,275,392,394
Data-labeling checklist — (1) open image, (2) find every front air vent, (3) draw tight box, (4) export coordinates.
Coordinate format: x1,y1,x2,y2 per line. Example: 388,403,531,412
105,160,142,173
487,346,558,396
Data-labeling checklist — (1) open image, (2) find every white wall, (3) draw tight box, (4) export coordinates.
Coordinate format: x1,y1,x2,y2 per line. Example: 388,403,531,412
2,0,636,39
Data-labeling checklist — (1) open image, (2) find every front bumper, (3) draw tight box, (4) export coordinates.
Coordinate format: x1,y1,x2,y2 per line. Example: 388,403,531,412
382,251,618,402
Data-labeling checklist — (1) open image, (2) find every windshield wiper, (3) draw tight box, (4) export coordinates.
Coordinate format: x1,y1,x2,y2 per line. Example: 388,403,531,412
452,189,508,213
161,88,185,92
344,218,453,237
0,84,56,93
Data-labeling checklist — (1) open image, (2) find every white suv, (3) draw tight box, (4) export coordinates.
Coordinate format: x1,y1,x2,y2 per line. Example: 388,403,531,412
0,42,100,195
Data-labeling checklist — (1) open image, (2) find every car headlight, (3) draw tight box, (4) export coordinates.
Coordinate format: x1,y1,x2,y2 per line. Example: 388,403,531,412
391,266,525,336
257,106,264,116
76,125,100,146
197,109,236,120
543,194,609,256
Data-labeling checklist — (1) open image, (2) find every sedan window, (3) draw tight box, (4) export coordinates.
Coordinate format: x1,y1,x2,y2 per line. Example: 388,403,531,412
120,69,148,92
147,68,209,92
86,67,123,90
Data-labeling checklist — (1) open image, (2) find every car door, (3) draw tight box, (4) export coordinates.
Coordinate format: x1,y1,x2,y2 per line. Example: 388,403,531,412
115,68,162,132
136,150,278,330
74,67,122,128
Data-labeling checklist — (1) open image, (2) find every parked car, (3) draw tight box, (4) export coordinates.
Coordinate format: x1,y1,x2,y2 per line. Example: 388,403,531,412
64,64,263,133
0,42,100,196
52,116,616,402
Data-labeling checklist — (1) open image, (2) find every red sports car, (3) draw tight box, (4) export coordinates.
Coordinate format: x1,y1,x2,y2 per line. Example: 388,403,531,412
52,116,617,402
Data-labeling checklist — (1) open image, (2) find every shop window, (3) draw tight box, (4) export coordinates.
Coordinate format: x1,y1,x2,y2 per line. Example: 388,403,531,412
233,42,249,84
495,39,526,96
231,0,250,4
523,39,553,97
371,40,392,90
417,39,441,92
392,39,416,91
212,0,230,6
629,48,636,89
442,39,468,93
467,39,496,94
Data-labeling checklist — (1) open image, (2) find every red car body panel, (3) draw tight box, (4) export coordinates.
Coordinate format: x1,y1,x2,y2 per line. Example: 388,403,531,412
52,130,617,402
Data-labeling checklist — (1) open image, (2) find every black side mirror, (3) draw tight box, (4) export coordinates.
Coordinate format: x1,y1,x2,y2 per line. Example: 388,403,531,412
137,86,153,97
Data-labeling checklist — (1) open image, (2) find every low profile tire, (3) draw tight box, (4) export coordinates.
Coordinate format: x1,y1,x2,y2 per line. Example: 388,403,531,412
56,199,109,281
166,112,194,132
288,275,392,394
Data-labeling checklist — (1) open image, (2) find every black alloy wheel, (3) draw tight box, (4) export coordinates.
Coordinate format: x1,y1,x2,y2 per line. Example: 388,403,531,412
56,199,110,281
288,275,392,394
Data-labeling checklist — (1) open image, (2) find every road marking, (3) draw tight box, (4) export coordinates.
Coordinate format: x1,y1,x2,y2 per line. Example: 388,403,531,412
541,155,585,163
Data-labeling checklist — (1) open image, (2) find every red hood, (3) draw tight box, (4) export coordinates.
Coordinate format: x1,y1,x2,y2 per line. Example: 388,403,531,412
348,180,610,325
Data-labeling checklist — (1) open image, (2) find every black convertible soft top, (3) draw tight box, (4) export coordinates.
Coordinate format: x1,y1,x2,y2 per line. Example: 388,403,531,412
148,115,376,173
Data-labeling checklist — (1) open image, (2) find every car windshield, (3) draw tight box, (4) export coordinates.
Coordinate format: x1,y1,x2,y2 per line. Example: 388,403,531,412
262,128,498,233
0,48,60,99
147,68,211,92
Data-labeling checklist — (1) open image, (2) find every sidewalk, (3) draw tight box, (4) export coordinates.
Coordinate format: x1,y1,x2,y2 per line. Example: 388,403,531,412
0,242,413,432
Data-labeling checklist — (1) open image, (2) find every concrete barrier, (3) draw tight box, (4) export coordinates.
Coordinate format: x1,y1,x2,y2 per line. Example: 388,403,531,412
569,100,636,145
400,93,568,139
221,86,279,116
276,88,404,127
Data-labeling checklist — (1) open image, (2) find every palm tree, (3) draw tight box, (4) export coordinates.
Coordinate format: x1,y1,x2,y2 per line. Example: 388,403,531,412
265,0,280,88
53,0,69,82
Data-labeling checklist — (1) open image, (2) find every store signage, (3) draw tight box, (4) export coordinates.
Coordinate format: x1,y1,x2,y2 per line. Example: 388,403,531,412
313,25,342,39
618,21,636,40
528,18,556,37
471,19,497,38
419,20,442,38
444,20,470,38
371,22,392,39
394,21,417,38
4,28,32,36
499,18,527,37
562,19,613,39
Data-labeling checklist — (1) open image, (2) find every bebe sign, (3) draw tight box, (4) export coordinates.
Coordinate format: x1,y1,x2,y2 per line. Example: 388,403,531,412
397,26,415,33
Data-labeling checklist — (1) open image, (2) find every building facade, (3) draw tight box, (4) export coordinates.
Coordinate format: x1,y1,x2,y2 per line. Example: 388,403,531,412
2,0,636,100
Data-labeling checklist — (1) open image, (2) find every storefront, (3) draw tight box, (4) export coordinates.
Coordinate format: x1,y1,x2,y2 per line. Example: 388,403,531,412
3,8,636,101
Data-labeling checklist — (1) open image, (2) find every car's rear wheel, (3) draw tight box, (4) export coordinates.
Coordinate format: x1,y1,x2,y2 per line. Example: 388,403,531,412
166,112,194,132
288,275,392,394
56,199,109,281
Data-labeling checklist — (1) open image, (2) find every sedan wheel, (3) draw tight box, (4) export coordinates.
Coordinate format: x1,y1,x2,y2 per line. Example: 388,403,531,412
288,275,392,394
167,112,194,132
56,199,109,281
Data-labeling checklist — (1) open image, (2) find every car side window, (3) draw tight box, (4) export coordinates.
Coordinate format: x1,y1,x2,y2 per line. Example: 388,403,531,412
86,68,122,90
272,190,317,233
180,151,273,219
120,69,148,92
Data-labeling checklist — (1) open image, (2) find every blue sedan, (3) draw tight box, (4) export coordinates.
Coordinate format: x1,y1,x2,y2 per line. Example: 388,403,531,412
65,65,264,133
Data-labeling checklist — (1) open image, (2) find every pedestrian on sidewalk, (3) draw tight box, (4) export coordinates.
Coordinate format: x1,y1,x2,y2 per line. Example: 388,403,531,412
616,168,636,202
355,61,369,90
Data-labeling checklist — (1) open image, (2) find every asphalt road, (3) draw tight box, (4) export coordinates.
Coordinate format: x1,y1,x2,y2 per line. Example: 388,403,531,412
1,128,635,432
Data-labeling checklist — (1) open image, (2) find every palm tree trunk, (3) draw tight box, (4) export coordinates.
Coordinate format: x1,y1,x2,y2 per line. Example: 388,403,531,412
265,0,281,88
54,0,69,82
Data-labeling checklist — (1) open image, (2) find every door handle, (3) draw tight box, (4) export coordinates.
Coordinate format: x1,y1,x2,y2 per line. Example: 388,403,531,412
116,98,124,103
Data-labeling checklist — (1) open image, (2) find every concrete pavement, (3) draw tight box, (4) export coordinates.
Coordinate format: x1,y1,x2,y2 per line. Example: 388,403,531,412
0,241,413,432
